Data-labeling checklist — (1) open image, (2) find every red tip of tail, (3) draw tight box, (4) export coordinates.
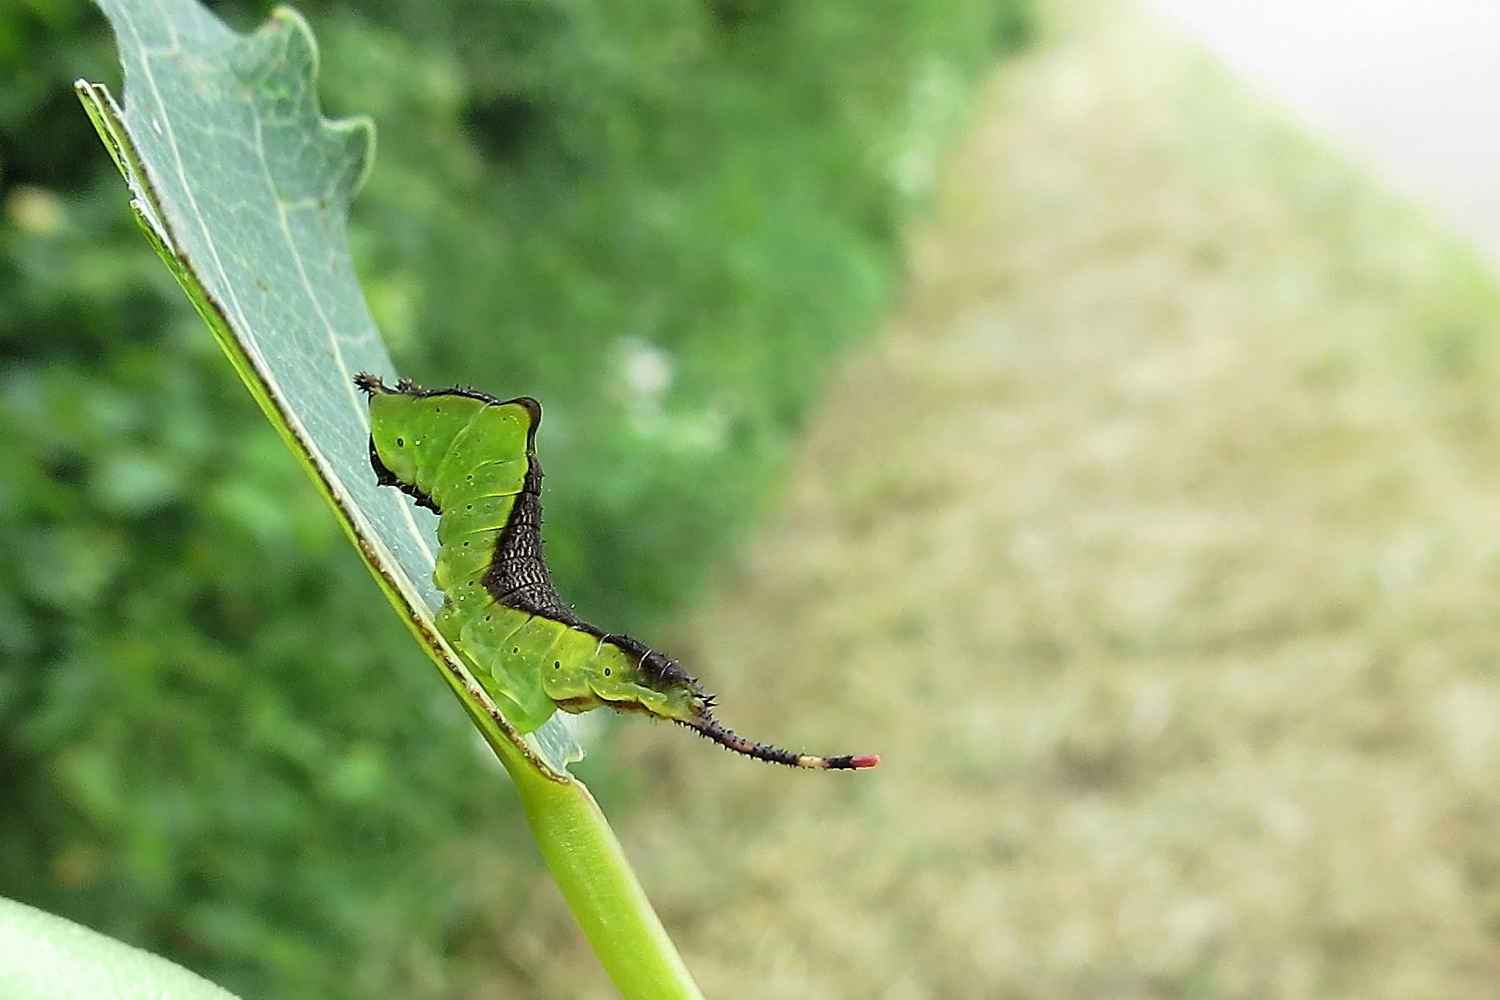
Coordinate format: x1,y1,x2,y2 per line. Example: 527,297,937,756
849,754,880,769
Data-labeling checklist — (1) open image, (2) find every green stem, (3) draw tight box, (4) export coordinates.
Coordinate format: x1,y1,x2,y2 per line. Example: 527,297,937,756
502,753,705,1000
430,635,704,998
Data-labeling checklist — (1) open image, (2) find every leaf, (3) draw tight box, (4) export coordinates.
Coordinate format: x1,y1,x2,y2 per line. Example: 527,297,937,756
0,896,242,1000
77,5,707,995
75,0,579,773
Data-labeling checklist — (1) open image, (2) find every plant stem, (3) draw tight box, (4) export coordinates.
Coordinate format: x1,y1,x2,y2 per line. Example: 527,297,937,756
502,752,706,1000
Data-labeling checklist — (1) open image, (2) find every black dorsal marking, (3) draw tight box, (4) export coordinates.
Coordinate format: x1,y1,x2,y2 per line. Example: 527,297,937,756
481,444,577,622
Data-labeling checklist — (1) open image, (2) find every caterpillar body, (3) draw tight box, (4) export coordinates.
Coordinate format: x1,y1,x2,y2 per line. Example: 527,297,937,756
356,373,878,770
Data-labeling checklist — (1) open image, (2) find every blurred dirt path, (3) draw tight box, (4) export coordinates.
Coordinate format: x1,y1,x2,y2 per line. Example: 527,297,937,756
528,1,1500,997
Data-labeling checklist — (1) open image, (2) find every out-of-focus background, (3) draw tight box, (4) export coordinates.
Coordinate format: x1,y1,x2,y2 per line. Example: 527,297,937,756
1141,0,1500,263
7,0,1500,996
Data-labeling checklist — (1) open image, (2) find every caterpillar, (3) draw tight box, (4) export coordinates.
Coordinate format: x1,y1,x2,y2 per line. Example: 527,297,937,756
355,373,878,770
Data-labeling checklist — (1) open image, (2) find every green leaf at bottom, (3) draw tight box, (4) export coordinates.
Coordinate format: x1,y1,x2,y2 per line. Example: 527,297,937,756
0,896,242,1000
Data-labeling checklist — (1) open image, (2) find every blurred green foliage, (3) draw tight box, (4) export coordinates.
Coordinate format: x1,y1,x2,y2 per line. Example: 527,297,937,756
0,0,1028,996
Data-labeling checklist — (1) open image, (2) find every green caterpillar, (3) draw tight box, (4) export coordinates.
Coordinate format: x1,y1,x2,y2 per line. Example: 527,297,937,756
355,373,877,770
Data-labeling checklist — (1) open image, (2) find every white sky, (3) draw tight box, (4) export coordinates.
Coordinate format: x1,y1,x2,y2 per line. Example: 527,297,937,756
1136,0,1500,262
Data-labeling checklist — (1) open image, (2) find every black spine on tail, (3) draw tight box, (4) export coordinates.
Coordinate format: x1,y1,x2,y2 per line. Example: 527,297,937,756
683,716,878,770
